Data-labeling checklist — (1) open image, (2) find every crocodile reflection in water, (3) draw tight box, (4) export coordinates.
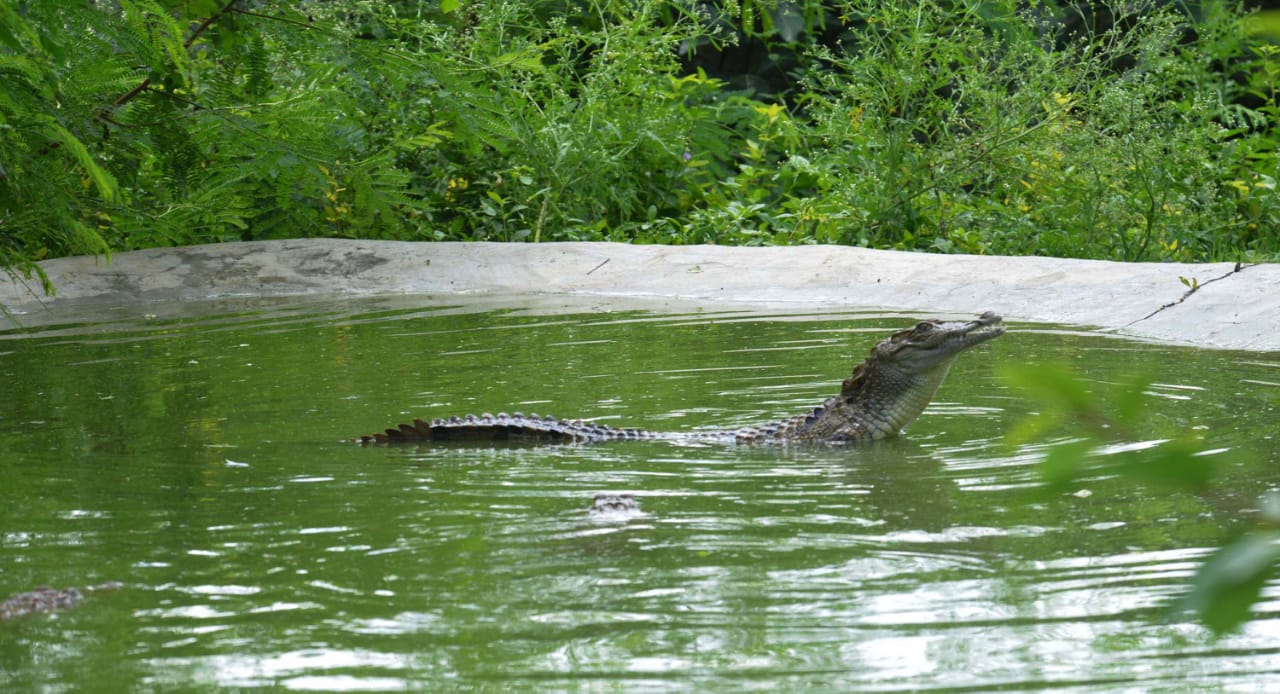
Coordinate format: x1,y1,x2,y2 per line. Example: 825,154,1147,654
357,312,1005,445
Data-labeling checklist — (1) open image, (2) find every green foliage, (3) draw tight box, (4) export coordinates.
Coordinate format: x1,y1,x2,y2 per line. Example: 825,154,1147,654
0,4,117,293
1,0,434,293
781,1,1280,259
3,0,1279,297
1001,361,1273,635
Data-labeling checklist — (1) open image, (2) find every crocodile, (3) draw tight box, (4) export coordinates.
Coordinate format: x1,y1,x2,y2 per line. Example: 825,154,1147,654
0,582,123,621
357,311,1005,445
589,493,642,517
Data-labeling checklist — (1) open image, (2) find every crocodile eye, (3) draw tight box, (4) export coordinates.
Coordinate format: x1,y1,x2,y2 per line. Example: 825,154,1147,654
914,321,934,333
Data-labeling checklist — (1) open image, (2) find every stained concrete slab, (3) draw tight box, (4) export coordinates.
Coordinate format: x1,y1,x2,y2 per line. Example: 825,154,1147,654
1,239,1276,350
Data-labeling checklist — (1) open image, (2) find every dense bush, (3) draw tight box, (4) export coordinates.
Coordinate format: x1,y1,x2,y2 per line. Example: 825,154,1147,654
2,0,1278,293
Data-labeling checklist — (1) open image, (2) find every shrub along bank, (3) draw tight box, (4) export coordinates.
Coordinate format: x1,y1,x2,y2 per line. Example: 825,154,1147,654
2,1,1278,294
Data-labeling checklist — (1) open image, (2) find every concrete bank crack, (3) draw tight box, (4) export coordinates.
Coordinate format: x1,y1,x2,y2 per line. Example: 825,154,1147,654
1125,262,1253,327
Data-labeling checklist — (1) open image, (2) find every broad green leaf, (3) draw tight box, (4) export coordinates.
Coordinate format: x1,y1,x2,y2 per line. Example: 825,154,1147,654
440,0,460,14
1003,409,1063,448
1038,438,1095,490
1261,493,1280,524
1113,371,1156,429
1114,437,1214,491
1248,10,1280,40
999,362,1096,416
1174,531,1280,634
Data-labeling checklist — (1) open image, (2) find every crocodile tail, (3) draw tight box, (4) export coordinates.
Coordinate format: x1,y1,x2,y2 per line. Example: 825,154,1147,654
355,412,635,444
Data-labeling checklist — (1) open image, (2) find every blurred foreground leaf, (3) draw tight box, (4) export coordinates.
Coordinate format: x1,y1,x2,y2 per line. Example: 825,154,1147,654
1174,531,1280,635
1002,361,1267,635
1037,438,1093,490
999,362,1098,422
1114,436,1215,492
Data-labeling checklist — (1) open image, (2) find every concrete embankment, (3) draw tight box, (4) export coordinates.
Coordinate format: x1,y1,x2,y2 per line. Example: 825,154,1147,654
2,240,1276,350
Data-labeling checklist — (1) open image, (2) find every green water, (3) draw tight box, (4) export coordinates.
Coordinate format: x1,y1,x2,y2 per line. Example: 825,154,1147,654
2,296,1278,690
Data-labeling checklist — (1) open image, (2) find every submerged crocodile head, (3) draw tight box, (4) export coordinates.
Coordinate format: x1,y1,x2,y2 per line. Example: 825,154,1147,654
831,311,1006,439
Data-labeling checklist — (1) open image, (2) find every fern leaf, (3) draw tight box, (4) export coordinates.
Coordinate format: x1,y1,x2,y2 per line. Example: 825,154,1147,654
117,0,191,83
41,122,118,203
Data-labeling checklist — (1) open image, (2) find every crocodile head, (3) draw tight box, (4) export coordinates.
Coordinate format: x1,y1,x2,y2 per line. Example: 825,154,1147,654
837,311,1005,438
869,311,1005,373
